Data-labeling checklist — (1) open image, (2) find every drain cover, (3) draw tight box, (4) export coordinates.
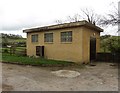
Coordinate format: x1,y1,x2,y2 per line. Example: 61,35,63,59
51,70,80,78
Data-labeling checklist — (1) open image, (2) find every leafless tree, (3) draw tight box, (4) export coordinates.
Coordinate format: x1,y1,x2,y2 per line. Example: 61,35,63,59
66,14,81,22
100,2,120,26
55,20,63,24
100,11,119,26
55,8,101,26
80,8,101,25
55,14,80,24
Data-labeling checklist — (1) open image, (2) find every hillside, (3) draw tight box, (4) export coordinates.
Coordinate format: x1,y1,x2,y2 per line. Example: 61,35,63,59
1,33,26,47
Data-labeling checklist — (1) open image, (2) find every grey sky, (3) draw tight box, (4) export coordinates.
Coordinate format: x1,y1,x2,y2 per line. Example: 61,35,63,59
0,0,119,38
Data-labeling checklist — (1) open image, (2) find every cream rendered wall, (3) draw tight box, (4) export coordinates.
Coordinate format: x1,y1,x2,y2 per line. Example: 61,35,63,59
27,27,83,63
27,32,41,56
82,27,100,63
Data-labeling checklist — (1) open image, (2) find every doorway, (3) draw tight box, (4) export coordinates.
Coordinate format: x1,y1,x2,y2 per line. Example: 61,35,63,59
90,37,96,61
36,46,44,57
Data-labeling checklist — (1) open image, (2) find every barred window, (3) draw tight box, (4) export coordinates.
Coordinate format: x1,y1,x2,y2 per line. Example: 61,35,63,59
44,33,53,42
61,31,72,42
31,34,38,42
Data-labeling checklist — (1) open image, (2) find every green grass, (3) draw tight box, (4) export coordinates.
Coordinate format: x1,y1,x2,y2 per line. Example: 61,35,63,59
1,53,75,66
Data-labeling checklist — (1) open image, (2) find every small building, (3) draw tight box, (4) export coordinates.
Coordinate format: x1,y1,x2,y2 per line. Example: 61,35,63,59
23,20,103,63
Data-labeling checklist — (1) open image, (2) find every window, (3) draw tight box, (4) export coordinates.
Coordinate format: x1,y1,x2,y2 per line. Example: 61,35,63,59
31,34,38,42
61,31,72,42
44,33,53,42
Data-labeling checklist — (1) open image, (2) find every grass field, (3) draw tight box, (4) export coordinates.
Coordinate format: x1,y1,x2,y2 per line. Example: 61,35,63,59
4,38,26,43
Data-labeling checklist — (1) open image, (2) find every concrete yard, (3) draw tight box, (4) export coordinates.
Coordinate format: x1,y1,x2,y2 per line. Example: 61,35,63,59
1,62,118,91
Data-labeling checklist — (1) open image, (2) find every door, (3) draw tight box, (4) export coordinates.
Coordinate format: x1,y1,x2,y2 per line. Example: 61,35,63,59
90,37,96,61
36,46,44,57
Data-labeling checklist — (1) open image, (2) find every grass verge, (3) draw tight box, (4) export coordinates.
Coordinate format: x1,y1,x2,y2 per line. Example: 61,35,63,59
1,53,75,66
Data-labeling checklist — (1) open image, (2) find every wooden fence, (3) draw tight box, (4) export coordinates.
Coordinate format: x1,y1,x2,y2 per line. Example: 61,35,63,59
1,47,26,56
96,52,120,62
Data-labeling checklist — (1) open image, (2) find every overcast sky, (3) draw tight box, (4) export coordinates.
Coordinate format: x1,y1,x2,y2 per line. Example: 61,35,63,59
0,0,119,38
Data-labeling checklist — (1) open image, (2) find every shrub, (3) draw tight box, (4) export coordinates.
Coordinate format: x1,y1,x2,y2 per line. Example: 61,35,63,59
4,49,8,53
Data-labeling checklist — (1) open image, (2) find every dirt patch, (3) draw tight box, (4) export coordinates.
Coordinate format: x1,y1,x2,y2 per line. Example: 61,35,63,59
2,62,118,91
2,84,13,91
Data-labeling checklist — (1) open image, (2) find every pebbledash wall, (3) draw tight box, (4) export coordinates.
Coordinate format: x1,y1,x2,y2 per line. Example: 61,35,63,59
23,20,103,63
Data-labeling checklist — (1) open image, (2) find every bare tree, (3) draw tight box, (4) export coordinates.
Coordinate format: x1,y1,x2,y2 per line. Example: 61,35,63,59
100,11,119,26
100,2,120,26
66,14,81,22
55,8,101,26
55,20,63,24
55,14,81,24
80,8,101,25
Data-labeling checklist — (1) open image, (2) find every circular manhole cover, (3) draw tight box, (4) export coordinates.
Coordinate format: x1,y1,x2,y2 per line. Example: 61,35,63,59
51,70,80,78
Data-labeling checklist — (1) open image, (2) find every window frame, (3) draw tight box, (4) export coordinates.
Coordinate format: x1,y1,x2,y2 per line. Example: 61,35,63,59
61,31,72,42
44,32,53,43
31,34,38,43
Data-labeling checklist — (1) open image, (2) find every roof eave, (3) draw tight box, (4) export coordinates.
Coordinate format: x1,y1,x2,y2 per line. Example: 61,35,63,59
23,20,103,33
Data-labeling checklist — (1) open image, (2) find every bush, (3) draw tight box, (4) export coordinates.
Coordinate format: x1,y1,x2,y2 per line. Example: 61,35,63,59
107,37,120,53
100,36,120,53
4,49,8,53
